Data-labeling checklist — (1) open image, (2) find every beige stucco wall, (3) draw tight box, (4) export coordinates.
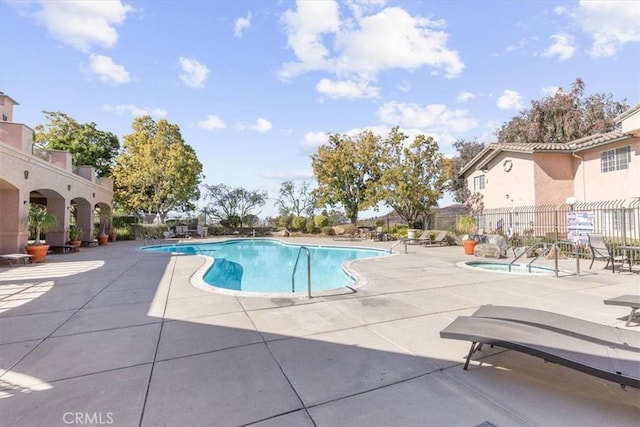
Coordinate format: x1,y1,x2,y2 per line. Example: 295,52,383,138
573,137,640,202
0,122,34,152
0,94,17,122
532,152,575,205
620,108,640,133
466,152,536,209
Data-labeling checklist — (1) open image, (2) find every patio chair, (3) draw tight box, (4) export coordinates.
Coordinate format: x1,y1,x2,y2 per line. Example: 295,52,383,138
587,233,626,273
421,230,448,246
333,231,362,241
604,295,640,327
440,306,640,389
405,229,431,245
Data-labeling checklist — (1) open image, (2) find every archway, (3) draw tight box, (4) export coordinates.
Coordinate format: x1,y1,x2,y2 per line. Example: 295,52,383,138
29,189,66,246
0,179,24,253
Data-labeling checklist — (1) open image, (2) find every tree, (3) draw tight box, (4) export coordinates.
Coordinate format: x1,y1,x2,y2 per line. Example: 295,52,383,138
379,128,445,227
496,78,628,144
203,184,267,229
275,180,317,217
34,111,120,177
444,138,486,203
311,131,383,225
112,116,203,222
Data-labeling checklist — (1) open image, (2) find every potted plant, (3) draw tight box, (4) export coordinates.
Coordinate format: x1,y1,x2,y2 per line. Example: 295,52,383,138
457,215,478,255
96,207,110,246
68,225,83,251
25,204,58,262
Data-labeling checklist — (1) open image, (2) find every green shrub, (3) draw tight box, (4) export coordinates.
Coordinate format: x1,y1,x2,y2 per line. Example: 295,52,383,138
292,216,307,231
305,221,316,234
322,226,335,236
314,214,329,228
278,215,293,229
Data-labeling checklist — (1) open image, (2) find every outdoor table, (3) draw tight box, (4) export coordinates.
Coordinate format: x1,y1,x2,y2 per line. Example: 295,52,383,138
619,246,640,273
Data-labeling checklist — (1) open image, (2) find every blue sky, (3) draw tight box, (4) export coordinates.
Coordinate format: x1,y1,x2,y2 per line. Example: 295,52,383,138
1,0,639,218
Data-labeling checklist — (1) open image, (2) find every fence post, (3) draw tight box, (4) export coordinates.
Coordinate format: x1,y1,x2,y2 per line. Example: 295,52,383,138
621,207,627,246
554,209,559,278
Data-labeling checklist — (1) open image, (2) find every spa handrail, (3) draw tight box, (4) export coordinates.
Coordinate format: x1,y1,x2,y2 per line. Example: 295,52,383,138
292,246,312,298
509,242,545,272
526,243,552,272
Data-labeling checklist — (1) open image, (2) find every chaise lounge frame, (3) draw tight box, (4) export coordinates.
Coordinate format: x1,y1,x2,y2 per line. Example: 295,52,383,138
440,305,640,389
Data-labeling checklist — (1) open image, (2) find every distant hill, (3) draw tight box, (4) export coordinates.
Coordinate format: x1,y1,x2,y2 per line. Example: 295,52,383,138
361,204,467,227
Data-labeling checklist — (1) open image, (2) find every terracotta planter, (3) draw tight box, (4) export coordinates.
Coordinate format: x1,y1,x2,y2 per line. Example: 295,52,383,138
25,244,49,263
69,240,82,252
97,232,109,246
109,233,117,242
463,239,478,255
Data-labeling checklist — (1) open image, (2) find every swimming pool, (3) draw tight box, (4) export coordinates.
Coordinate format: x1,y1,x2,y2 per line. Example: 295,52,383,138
143,239,388,293
459,260,557,275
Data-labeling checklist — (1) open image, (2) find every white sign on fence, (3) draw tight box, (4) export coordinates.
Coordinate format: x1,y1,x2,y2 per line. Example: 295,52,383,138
567,211,594,244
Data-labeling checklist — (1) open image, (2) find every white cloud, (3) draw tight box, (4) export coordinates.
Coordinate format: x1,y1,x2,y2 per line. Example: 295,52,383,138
261,170,314,180
279,2,463,97
542,33,576,61
88,54,130,85
30,0,133,51
378,102,479,133
397,80,411,92
575,0,640,57
492,39,527,56
178,57,209,88
554,6,566,15
103,104,167,118
316,78,380,99
249,118,272,133
300,131,329,152
457,91,474,103
198,115,226,130
497,90,525,110
234,12,251,38
541,86,560,96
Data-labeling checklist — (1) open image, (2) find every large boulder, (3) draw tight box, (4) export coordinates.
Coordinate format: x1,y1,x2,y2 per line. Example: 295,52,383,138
474,243,502,259
481,234,509,257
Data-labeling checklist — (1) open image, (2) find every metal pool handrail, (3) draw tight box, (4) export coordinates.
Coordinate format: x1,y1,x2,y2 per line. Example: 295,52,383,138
509,242,544,272
389,240,408,254
526,243,552,272
292,246,312,298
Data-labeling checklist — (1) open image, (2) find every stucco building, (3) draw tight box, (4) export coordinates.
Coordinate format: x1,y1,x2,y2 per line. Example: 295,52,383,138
0,92,114,254
461,104,640,209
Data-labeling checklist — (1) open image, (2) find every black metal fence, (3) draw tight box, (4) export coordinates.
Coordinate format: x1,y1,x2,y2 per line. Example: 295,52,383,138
435,199,640,247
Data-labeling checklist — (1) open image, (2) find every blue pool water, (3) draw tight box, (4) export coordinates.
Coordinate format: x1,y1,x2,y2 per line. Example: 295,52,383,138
144,239,387,293
462,261,556,275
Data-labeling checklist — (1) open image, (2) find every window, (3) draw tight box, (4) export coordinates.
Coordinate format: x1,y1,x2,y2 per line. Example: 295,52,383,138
600,146,631,172
473,175,485,192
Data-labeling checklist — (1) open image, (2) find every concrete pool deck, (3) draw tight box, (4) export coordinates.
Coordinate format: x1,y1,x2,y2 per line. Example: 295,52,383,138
0,238,638,426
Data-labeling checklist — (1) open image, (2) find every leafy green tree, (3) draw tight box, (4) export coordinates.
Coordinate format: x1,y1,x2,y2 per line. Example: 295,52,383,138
496,78,628,144
34,111,120,177
203,184,267,229
112,116,203,222
445,138,486,203
311,131,384,225
379,127,445,227
275,180,317,217
323,209,347,226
